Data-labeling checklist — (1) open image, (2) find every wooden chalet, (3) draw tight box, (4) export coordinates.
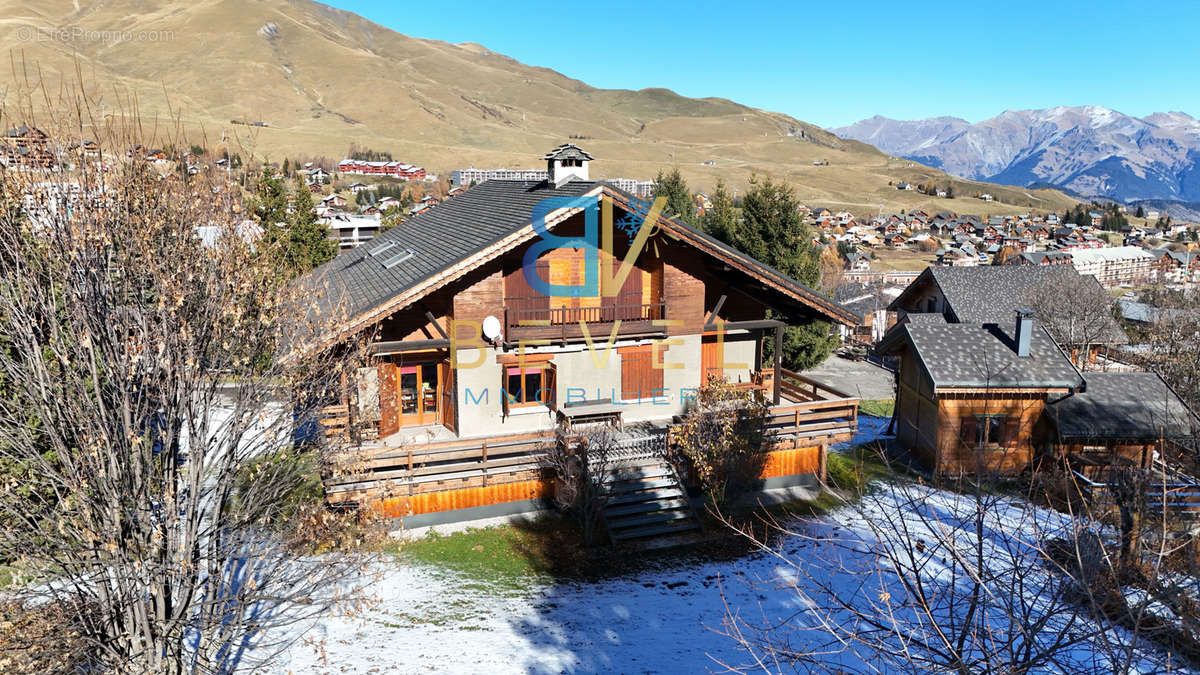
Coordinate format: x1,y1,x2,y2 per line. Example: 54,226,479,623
880,266,1199,478
292,146,861,530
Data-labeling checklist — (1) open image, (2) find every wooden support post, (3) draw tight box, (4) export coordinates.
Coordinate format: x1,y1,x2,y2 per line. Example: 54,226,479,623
407,447,414,496
481,439,489,487
773,324,782,406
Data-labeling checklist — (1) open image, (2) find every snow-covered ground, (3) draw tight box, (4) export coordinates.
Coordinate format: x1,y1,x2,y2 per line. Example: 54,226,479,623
273,415,1197,674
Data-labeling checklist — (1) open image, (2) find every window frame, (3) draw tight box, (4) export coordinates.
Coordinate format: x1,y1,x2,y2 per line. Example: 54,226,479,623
502,361,556,412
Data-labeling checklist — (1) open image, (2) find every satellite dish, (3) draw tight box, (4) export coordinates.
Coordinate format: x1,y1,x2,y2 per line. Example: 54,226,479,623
482,315,502,342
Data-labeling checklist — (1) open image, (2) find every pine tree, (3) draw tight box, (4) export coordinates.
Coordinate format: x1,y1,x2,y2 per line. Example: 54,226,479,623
283,178,337,276
1136,205,1145,218
653,168,695,224
711,175,833,370
701,179,738,240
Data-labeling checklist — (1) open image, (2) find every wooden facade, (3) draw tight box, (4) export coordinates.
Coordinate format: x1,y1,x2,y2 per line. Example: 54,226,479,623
301,163,861,521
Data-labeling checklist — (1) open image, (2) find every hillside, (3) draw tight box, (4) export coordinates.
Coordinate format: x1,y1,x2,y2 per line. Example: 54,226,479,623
0,0,1076,215
833,107,1200,205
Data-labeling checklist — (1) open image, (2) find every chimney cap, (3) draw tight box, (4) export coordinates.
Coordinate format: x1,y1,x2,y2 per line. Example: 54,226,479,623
542,143,593,161
1016,308,1034,318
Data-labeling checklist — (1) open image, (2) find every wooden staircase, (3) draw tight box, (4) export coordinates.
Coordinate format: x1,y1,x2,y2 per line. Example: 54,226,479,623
601,455,704,545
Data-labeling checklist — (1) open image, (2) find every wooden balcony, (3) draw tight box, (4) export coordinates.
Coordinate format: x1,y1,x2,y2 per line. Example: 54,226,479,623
767,368,860,445
503,300,667,343
321,368,860,507
325,431,554,503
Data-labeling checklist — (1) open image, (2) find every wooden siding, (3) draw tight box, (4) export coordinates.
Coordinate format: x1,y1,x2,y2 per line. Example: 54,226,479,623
762,446,822,479
452,261,504,328
370,479,553,519
934,394,1047,476
663,245,706,335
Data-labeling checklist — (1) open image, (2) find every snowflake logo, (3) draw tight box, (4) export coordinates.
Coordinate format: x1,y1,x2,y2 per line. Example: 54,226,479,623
617,197,654,239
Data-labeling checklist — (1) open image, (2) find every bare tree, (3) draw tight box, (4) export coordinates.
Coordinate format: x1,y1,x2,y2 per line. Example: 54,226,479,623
546,422,617,546
1023,272,1122,371
714,361,1195,673
0,89,374,673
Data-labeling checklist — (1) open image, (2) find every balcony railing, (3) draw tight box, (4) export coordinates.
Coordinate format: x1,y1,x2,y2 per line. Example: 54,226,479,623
503,300,666,342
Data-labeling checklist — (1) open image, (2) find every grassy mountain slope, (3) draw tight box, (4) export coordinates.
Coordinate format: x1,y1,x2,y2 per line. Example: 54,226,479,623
0,0,1077,215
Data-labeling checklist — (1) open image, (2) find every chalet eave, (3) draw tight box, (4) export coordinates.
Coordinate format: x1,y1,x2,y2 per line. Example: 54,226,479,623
287,188,603,364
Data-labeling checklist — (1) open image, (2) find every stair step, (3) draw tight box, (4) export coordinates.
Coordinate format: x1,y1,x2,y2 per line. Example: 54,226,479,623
606,487,685,505
605,477,679,493
611,520,701,541
604,466,673,483
608,510,692,530
605,498,690,518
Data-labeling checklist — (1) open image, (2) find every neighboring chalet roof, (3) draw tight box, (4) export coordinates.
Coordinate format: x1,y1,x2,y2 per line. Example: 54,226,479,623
542,144,594,161
290,179,857,356
889,265,1127,344
877,321,1083,391
1048,372,1200,440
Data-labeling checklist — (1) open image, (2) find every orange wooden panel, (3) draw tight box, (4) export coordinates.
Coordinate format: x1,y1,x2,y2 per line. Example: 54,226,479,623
369,479,553,520
761,446,822,478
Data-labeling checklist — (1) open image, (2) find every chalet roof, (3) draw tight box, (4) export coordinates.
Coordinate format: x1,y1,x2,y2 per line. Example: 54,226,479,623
291,179,857,356
878,322,1083,390
1048,372,1200,440
542,144,594,161
890,265,1126,344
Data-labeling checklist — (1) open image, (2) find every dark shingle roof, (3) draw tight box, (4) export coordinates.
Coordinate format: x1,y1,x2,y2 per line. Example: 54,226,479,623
879,322,1083,390
542,144,594,161
293,178,858,353
1048,372,1200,440
306,179,601,325
891,265,1126,344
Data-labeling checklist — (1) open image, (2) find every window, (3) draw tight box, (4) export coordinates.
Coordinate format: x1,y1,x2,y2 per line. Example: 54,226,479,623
960,414,1014,450
620,345,664,401
502,361,555,412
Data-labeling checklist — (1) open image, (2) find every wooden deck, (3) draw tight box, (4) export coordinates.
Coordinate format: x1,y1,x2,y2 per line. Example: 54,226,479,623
322,368,860,511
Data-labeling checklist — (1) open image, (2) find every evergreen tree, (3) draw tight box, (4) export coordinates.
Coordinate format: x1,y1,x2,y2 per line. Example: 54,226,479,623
251,168,289,230
252,171,335,279
1136,205,1145,218
653,168,695,224
701,179,738,240
282,179,337,276
282,158,290,177
709,175,834,370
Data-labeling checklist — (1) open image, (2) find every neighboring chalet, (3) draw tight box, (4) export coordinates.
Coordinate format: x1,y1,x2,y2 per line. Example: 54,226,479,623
880,266,1197,477
292,146,861,532
888,265,1127,367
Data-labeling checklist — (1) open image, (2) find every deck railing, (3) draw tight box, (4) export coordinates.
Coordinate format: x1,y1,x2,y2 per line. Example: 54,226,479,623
322,368,860,504
504,301,666,342
1071,466,1200,516
324,432,553,502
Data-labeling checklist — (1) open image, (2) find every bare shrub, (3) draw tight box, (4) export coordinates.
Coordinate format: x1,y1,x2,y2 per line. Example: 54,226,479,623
0,84,374,672
672,376,770,505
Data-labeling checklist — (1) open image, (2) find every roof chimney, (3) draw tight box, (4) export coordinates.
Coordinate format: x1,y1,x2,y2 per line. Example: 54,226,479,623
543,144,592,187
1015,309,1033,358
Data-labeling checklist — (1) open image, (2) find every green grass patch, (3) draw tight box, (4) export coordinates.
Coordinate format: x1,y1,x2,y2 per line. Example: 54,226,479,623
394,519,565,588
858,399,895,418
827,443,896,494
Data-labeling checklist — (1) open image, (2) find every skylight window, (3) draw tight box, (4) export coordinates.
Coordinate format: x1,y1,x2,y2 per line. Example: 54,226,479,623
367,241,397,257
381,249,415,269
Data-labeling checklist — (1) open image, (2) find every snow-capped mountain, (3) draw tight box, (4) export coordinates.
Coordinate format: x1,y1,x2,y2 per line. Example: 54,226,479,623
832,107,1200,203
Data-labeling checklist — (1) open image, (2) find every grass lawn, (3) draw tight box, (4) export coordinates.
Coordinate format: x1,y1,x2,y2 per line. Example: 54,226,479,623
859,398,895,418
869,248,935,272
393,492,844,587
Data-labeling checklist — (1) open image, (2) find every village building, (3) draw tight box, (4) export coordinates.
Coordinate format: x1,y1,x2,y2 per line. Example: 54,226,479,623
292,146,861,533
1067,246,1155,287
881,266,1196,477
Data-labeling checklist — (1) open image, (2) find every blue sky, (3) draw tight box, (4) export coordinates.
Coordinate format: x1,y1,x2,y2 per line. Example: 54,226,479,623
329,1,1194,128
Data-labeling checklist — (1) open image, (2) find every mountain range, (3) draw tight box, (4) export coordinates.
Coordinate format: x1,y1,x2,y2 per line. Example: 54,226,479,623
0,0,1077,216
833,107,1200,205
